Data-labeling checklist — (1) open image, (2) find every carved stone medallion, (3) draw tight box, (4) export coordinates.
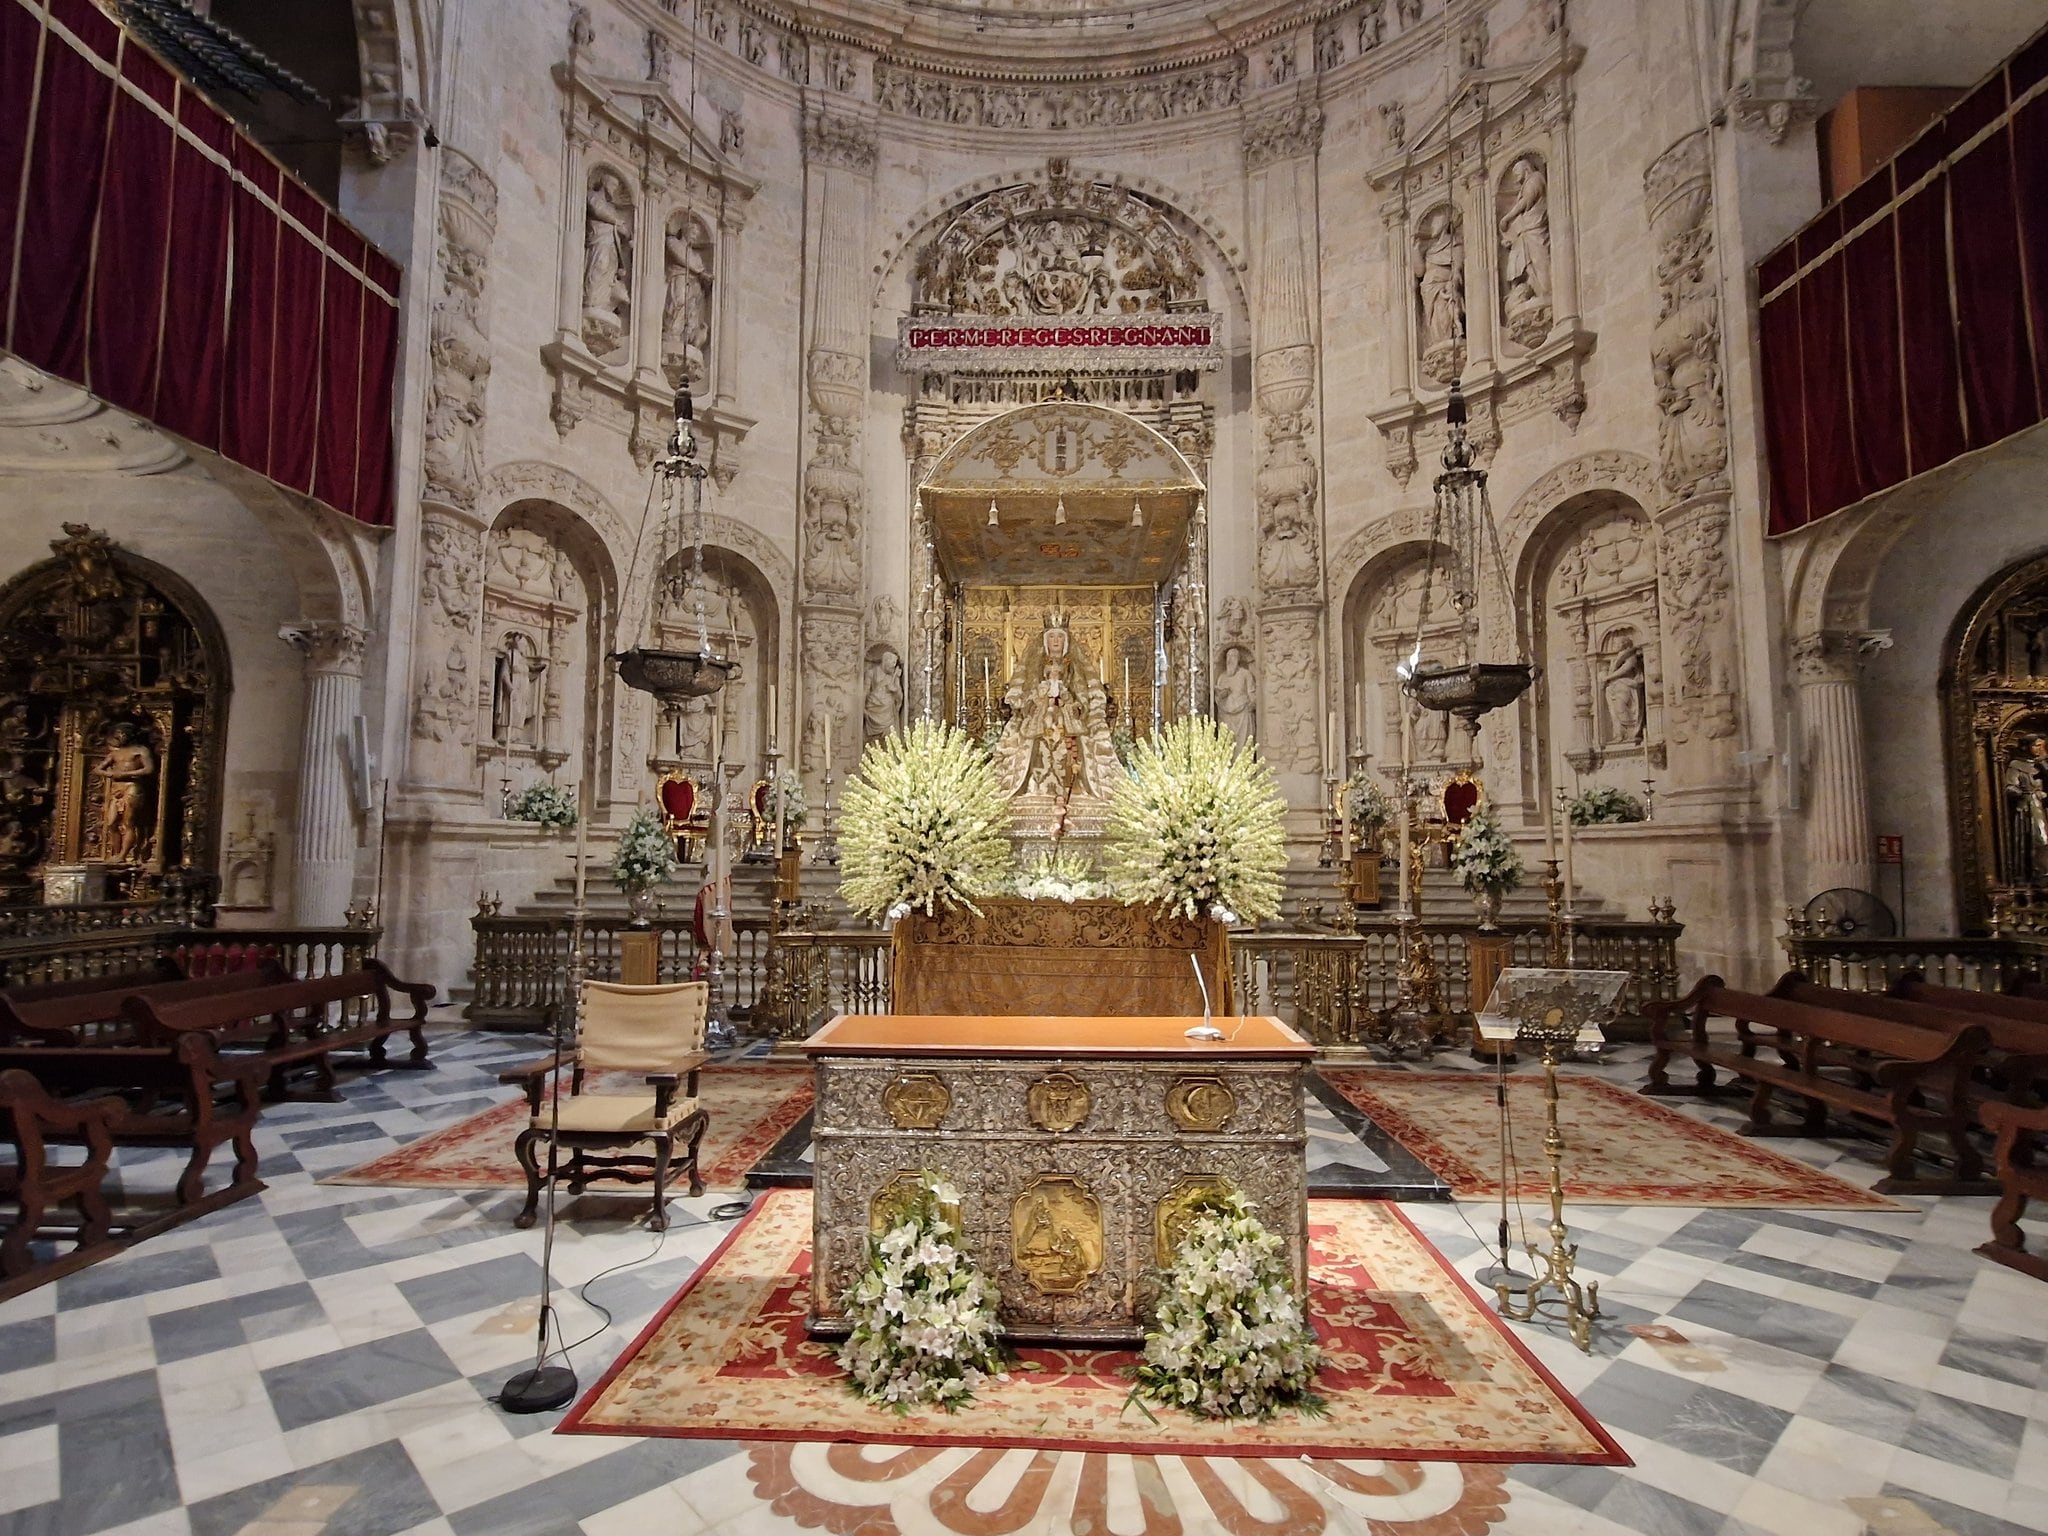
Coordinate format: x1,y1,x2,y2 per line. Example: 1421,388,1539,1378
881,1073,950,1129
1010,1174,1103,1296
1154,1175,1237,1268
1025,1071,1092,1133
868,1171,959,1236
1165,1076,1237,1132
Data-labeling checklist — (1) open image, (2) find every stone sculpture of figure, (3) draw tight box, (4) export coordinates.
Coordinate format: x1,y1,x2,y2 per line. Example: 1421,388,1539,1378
1601,642,1646,745
581,169,634,355
662,218,713,388
1651,296,1727,494
1497,154,1553,347
1413,205,1466,385
2005,736,2048,885
94,722,155,865
1215,644,1257,745
672,696,714,762
863,650,904,742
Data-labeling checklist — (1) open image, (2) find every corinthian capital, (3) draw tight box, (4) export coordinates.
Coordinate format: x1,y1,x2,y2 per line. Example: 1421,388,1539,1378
280,622,368,675
803,108,877,173
1243,101,1323,171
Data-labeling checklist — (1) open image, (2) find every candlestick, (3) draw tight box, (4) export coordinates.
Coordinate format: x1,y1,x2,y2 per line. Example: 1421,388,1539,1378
822,709,833,772
1326,711,1338,775
1397,790,1413,918
1400,698,1414,774
1122,655,1131,715
1558,788,1576,912
710,696,723,769
1352,684,1362,753
768,683,778,752
1545,778,1558,864
572,798,589,909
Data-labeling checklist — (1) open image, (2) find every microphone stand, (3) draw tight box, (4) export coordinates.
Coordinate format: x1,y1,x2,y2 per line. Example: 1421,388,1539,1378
500,804,589,1414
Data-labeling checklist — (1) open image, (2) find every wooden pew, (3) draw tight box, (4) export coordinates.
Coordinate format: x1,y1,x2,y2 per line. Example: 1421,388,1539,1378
0,1030,265,1219
0,961,292,1046
1889,974,2048,1101
0,1069,122,1300
1644,975,1990,1193
1977,1100,2048,1282
125,960,436,1103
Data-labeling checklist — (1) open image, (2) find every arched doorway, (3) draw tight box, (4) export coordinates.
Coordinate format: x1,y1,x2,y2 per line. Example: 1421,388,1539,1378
0,526,231,903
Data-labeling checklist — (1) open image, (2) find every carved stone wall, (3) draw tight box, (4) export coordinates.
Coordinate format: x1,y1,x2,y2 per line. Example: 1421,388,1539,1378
422,152,496,511
409,510,486,789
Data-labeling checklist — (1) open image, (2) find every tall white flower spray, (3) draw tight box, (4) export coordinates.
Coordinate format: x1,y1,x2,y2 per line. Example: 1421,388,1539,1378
838,720,1015,923
1102,717,1287,925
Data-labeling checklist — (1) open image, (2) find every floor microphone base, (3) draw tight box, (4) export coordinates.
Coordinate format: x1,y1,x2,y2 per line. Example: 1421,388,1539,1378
499,1364,578,1414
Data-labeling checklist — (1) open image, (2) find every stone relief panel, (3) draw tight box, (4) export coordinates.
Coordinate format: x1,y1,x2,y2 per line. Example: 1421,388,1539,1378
1413,203,1466,388
1355,551,1463,770
910,172,1205,319
477,514,596,781
801,610,864,782
580,164,636,362
1538,501,1666,779
411,512,484,757
422,152,496,511
1657,499,1738,746
1496,153,1552,352
1646,131,1728,498
661,213,714,391
1258,612,1320,774
874,60,1243,131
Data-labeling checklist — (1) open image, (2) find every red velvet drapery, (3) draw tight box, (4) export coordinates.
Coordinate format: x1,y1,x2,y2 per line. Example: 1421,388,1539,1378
1762,28,2048,536
0,0,400,526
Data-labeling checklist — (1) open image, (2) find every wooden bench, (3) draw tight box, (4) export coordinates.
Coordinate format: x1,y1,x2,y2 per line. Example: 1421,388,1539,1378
1978,1100,2048,1282
1889,974,2048,1100
0,961,292,1046
0,1069,122,1300
0,1030,266,1222
1645,975,1990,1193
125,961,436,1103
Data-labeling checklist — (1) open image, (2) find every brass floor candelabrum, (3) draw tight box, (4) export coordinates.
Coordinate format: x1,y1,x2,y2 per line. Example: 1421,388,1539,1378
1485,969,1628,1354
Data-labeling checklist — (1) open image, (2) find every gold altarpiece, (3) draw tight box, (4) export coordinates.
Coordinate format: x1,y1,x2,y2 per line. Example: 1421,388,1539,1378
0,525,229,904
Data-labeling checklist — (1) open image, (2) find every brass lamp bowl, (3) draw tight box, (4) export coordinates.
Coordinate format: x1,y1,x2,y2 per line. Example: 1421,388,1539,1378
612,647,740,704
1400,661,1537,728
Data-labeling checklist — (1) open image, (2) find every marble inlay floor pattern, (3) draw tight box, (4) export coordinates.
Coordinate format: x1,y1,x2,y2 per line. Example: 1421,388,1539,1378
0,1027,2044,1535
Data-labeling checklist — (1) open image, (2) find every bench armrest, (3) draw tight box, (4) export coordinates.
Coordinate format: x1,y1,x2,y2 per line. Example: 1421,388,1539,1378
363,958,437,1018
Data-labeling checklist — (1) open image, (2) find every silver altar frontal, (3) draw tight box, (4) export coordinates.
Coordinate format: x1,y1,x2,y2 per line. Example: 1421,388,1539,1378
800,1014,1313,1344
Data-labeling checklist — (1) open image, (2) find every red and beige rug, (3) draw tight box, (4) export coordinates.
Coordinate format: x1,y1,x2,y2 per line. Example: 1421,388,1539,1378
1320,1069,1907,1209
324,1064,812,1194
559,1189,1627,1466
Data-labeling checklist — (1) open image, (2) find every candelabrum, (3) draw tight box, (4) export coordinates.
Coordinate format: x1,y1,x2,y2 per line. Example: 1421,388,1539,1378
702,760,744,1051
1542,858,1570,968
817,764,841,866
1318,770,1341,868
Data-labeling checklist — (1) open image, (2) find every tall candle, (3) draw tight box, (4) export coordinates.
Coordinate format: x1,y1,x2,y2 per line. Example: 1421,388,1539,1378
1397,793,1412,917
1326,711,1338,775
823,710,832,771
1351,684,1362,755
1122,655,1131,710
1560,790,1576,911
1545,779,1558,863
984,655,992,715
768,684,778,752
710,696,723,767
573,799,589,908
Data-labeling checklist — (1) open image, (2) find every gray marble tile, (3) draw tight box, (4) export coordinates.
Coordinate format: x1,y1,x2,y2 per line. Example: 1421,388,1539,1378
1595,1478,1725,1536
1900,1391,2028,1480
396,1253,543,1325
1875,1484,2045,1536
445,1438,737,1536
1940,1326,2047,1389
55,1370,178,1535
185,1436,440,1536
1722,1249,1884,1299
260,1328,467,1431
1804,1362,1923,1441
0,1312,55,1370
1671,1282,1857,1361
55,1242,220,1309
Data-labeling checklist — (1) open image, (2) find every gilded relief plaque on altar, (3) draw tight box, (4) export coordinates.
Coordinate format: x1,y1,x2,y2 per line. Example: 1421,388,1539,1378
1010,1174,1103,1295
1165,1076,1236,1132
1025,1071,1091,1132
869,1171,960,1236
1154,1174,1237,1268
881,1073,950,1129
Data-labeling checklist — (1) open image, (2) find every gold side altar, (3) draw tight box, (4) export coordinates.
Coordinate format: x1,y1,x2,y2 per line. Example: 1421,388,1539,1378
801,1013,1311,1344
891,898,1231,1017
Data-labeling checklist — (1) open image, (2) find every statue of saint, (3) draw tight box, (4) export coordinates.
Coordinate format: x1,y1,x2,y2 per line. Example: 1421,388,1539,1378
864,650,904,743
1601,642,1647,745
2004,736,2048,885
989,612,1118,801
94,722,155,865
1215,644,1257,744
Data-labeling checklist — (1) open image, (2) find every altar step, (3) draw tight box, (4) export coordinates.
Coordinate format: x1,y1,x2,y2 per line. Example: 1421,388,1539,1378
1279,860,1622,924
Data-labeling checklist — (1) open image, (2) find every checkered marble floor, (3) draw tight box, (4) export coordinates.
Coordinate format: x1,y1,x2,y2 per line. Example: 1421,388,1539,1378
2,1024,2045,1536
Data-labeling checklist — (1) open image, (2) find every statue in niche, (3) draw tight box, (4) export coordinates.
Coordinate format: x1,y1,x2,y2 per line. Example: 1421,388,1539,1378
673,696,714,762
990,612,1120,801
581,169,634,357
1214,644,1257,745
1651,293,1727,494
662,216,713,389
1414,206,1466,386
864,650,904,743
2004,736,2048,886
1600,641,1646,746
93,722,156,865
1357,0,1386,51
1497,154,1553,349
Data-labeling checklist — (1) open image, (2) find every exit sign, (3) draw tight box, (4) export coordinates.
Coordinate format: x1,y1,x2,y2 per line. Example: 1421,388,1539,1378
1876,835,1903,865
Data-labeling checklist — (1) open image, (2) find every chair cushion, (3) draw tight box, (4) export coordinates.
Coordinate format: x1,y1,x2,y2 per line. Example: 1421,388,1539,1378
538,1093,700,1135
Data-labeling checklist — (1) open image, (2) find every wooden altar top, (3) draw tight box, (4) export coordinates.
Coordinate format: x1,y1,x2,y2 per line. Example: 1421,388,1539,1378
802,1013,1311,1060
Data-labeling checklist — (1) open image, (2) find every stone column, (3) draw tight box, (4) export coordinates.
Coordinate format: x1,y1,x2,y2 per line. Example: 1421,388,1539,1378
1460,160,1498,383
713,197,744,412
280,623,368,925
797,104,877,790
1794,630,1887,896
1244,99,1327,799
1381,203,1413,403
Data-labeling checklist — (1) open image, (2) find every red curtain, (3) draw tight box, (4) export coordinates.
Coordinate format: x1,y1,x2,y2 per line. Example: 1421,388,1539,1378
313,252,362,515
1950,125,2039,449
1796,251,1856,523
0,2,44,329
87,40,176,416
268,183,328,493
353,271,398,527
1842,215,1907,502
152,89,233,446
1759,289,1807,536
10,0,115,379
1893,179,1967,479
2010,90,2048,416
221,138,280,474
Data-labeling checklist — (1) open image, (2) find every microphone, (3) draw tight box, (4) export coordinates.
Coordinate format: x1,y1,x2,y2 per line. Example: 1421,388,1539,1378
1185,953,1222,1040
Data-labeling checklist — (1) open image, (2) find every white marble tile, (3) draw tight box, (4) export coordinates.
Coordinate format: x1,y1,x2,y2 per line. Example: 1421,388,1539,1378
0,1424,60,1515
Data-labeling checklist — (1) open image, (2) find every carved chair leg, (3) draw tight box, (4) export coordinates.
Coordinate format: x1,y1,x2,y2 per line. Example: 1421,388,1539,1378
1746,1079,1776,1132
1,1187,41,1278
649,1135,671,1232
75,1147,114,1251
512,1127,545,1230
1987,1178,2027,1252
174,1141,211,1208
684,1113,708,1199
406,1024,431,1067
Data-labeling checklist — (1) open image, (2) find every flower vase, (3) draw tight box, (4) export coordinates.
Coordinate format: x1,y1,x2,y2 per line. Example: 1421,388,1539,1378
1471,885,1502,931
625,884,659,928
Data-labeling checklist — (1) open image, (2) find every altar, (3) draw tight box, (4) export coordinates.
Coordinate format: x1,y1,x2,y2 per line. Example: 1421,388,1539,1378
802,1013,1311,1344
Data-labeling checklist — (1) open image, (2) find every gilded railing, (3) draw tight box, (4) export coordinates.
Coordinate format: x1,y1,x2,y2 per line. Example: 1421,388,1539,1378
468,913,774,1028
1780,933,2048,993
1232,918,1682,1048
0,875,221,940
753,929,893,1040
0,924,381,990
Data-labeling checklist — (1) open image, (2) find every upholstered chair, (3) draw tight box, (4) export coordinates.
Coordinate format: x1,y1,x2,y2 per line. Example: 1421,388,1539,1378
503,980,710,1232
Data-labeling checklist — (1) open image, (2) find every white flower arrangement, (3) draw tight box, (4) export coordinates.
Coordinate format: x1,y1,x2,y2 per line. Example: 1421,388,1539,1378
775,771,808,833
1012,843,1109,902
611,806,677,893
837,1172,1005,1412
1568,785,1647,826
1343,771,1392,837
838,720,1015,923
1450,805,1524,895
508,782,577,830
1102,717,1286,925
1130,1187,1323,1421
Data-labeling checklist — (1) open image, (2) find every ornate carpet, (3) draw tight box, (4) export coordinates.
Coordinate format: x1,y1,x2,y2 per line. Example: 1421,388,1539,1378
1318,1069,1907,1209
323,1065,813,1193
558,1189,1627,1465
